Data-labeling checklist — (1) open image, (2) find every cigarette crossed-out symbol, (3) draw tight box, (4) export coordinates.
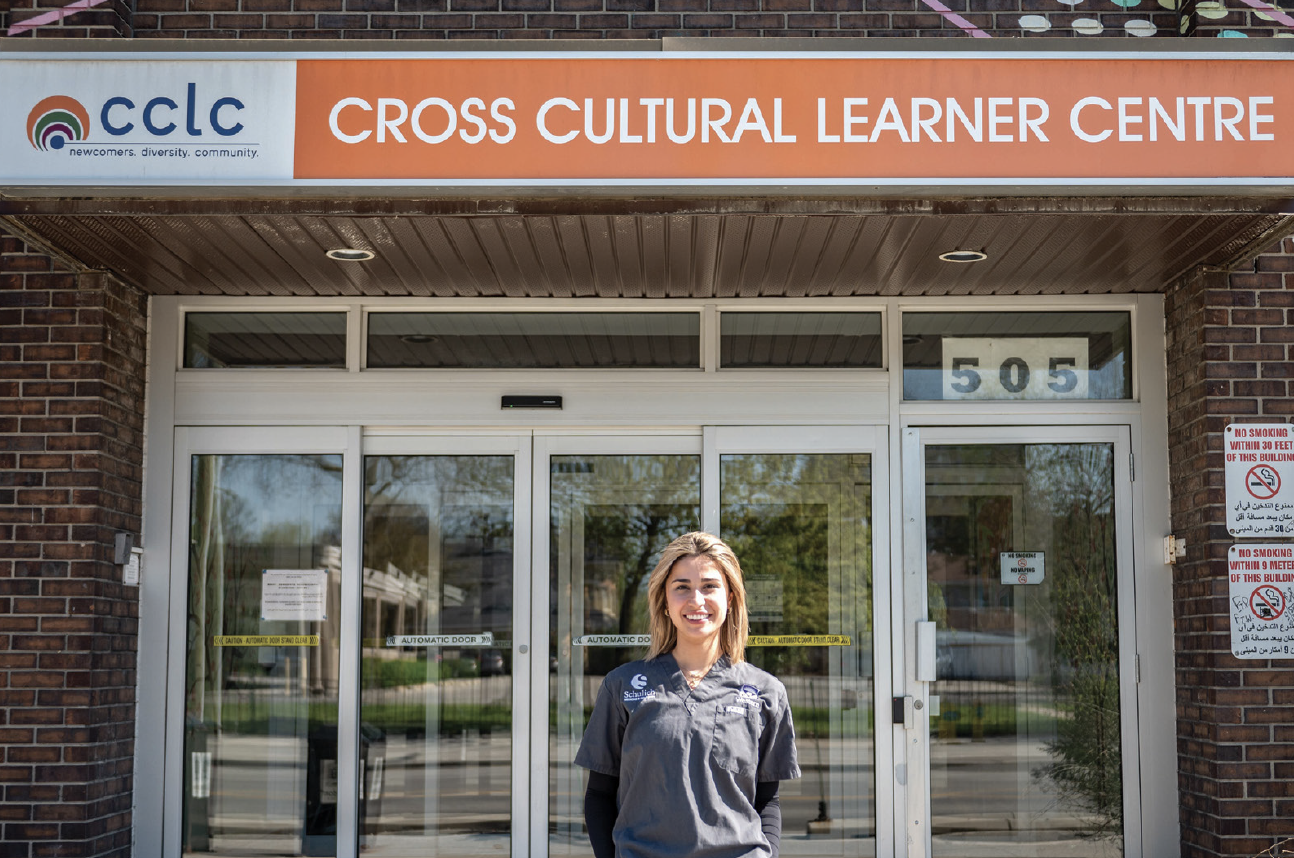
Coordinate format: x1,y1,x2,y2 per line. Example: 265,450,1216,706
1249,586,1285,621
1246,465,1281,500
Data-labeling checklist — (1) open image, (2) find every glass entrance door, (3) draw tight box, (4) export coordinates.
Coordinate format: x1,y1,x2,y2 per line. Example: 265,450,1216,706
537,428,889,858
172,431,532,858
174,427,887,858
358,436,532,858
539,435,704,858
713,427,885,858
903,427,1139,858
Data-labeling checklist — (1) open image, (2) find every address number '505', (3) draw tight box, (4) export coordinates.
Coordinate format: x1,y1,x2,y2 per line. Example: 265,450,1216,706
949,356,1078,394
941,337,1090,400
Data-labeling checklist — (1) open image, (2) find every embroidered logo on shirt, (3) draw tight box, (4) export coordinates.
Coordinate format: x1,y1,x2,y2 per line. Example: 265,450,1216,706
732,684,761,708
726,705,750,714
624,673,656,702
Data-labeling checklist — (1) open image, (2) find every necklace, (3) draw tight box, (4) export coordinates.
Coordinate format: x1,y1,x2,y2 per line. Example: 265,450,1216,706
683,662,716,689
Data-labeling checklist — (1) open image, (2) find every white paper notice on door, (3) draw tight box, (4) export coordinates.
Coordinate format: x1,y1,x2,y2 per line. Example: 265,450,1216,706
261,569,328,621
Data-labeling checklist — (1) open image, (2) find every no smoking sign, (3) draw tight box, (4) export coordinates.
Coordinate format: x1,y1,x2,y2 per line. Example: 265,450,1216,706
1249,585,1285,621
1225,424,1294,537
1246,465,1281,500
1228,545,1294,660
1000,551,1044,585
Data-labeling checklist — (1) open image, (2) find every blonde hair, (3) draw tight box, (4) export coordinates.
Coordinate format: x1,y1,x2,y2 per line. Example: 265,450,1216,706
645,532,748,664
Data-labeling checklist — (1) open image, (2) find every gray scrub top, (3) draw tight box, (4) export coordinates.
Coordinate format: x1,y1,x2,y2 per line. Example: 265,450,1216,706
574,654,801,858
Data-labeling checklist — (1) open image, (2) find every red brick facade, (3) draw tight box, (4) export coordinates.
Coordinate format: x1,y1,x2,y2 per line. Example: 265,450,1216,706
4,2,1294,857
1166,240,1294,858
0,228,146,858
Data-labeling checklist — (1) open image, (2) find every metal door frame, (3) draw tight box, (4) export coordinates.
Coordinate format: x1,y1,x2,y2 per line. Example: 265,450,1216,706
529,432,704,858
898,425,1141,858
362,432,535,858
706,425,894,858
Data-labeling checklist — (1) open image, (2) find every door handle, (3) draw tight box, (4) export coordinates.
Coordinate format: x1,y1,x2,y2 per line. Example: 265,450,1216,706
915,620,937,682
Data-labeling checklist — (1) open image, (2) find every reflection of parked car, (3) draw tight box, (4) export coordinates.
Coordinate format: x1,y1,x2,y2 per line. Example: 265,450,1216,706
478,649,506,676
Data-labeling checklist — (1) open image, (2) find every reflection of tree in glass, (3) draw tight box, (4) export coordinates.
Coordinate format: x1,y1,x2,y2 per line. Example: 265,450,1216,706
725,502,828,677
186,455,342,728
720,452,871,678
1029,444,1122,844
582,504,698,677
549,454,700,679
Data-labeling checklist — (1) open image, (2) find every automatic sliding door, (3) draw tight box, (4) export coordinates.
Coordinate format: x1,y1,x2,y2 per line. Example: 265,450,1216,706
712,428,884,858
359,442,527,858
544,442,702,858
181,451,345,858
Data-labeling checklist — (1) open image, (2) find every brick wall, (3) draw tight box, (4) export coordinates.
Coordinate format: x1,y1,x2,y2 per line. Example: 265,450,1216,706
3,0,131,37
0,226,147,858
4,0,1192,40
1166,239,1294,858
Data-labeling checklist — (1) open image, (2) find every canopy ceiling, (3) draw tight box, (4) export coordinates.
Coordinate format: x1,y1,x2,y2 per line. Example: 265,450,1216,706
4,197,1291,297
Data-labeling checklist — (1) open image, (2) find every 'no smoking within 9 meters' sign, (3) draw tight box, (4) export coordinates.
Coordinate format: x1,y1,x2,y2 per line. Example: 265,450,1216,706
1228,544,1294,660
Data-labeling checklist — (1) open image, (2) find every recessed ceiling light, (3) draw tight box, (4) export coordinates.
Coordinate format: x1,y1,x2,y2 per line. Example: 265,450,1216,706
938,249,988,263
399,334,439,345
326,248,375,262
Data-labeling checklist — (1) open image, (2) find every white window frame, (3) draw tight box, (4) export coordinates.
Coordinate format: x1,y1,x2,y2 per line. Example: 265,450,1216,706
137,292,1173,858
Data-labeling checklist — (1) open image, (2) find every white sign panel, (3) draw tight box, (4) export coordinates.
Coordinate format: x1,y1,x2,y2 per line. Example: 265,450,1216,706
260,569,328,622
573,634,651,647
1000,551,1045,585
942,338,1089,400
0,60,296,184
1225,423,1294,536
1228,545,1294,659
385,633,494,647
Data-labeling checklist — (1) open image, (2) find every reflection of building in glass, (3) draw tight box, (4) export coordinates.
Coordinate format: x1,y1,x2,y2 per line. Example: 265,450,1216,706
925,492,1017,637
583,571,620,634
363,562,429,658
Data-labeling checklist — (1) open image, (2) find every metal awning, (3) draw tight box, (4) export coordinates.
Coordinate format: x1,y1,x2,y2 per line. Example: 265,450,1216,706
4,196,1291,297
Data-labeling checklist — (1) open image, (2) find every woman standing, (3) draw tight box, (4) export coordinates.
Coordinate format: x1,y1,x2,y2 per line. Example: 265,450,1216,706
575,532,800,858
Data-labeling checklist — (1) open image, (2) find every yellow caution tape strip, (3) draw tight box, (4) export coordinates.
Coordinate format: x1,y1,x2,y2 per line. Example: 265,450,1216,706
748,635,852,647
213,635,320,647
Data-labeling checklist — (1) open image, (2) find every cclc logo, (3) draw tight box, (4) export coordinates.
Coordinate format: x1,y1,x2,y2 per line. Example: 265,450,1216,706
25,84,248,153
28,96,91,151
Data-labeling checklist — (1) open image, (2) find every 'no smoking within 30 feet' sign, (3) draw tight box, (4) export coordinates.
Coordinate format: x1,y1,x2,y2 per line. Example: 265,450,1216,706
1225,424,1294,537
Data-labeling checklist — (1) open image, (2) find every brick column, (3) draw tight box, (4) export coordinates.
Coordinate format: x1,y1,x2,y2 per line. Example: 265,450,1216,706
1166,238,1294,858
0,227,146,858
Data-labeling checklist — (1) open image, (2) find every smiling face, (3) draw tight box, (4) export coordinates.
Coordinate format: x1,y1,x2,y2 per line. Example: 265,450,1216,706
664,554,731,651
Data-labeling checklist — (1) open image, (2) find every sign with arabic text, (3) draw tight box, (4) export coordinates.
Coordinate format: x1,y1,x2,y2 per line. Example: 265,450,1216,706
1228,545,1294,659
1226,424,1294,536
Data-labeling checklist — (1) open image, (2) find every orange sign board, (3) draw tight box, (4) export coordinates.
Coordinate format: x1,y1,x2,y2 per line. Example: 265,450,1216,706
294,56,1291,183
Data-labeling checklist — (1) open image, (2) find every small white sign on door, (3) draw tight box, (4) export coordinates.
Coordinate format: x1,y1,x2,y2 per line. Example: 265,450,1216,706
1001,551,1045,585
746,577,785,622
261,569,328,622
